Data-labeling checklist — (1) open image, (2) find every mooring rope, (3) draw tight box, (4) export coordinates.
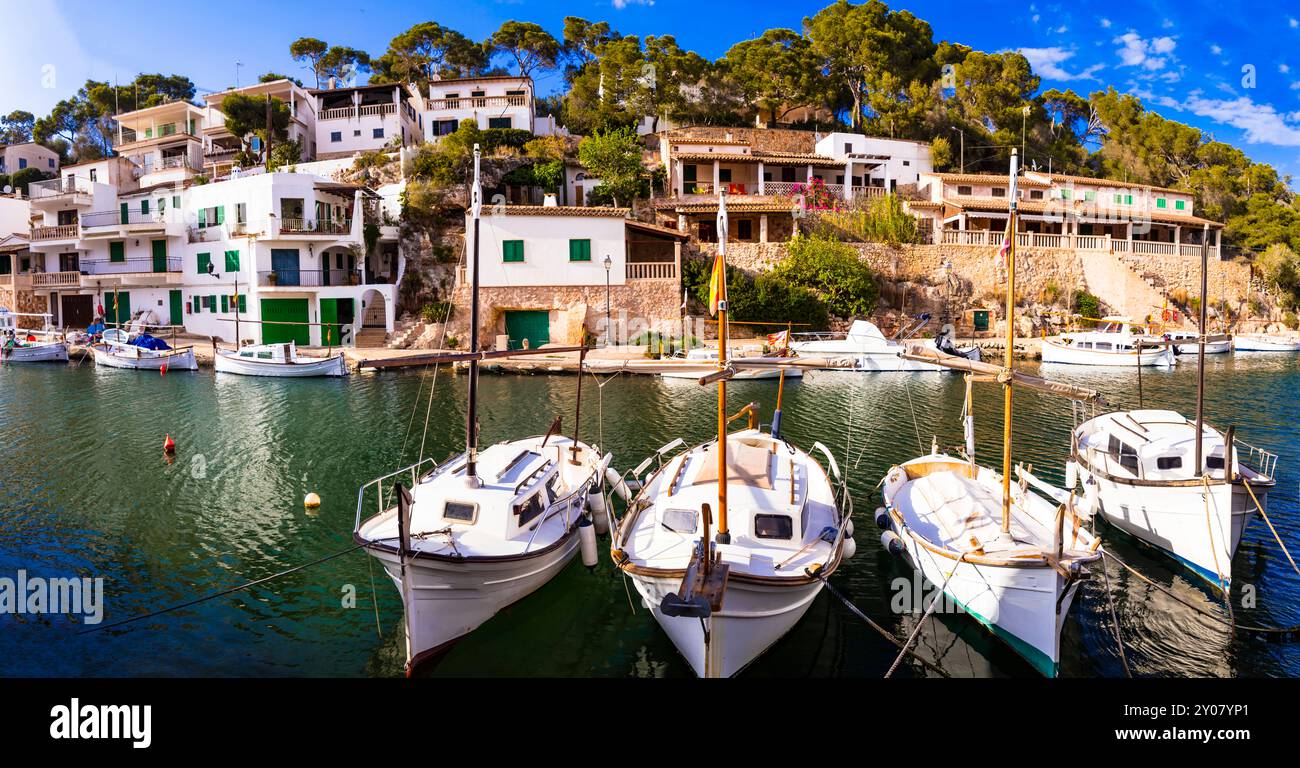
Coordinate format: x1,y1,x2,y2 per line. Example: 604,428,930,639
1100,549,1300,638
806,569,951,678
80,544,367,635
1201,475,1236,636
885,553,965,678
1243,479,1300,578
1098,554,1132,677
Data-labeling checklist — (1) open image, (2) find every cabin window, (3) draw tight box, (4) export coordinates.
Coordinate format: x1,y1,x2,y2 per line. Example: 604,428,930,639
516,493,546,527
754,514,793,540
1095,342,1113,350
257,350,272,359
443,501,477,524
1156,456,1182,470
661,508,698,534
1108,435,1139,474
1207,456,1225,470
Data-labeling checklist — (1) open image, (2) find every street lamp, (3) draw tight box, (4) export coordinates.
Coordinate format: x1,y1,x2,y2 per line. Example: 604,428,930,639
603,254,613,347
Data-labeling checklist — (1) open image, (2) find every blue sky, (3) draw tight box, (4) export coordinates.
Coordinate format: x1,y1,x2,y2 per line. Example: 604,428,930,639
5,0,1300,182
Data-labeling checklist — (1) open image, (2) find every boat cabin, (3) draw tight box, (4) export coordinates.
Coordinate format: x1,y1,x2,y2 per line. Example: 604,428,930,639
1079,410,1235,481
429,441,573,542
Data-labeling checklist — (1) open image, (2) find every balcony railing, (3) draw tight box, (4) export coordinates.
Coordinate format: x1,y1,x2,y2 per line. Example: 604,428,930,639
81,209,168,228
937,230,1219,257
426,95,527,111
31,224,80,241
626,262,677,280
28,176,93,199
116,126,198,147
80,256,182,275
320,103,396,120
276,218,352,236
31,271,81,288
257,269,358,287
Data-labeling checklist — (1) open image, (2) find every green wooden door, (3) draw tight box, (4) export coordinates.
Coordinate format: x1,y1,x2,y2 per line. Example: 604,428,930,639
260,298,310,345
151,240,167,272
168,290,184,326
105,291,131,327
504,310,549,350
320,298,342,347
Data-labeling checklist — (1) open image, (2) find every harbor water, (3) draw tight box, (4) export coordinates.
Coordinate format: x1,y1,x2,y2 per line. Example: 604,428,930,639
2,353,1298,677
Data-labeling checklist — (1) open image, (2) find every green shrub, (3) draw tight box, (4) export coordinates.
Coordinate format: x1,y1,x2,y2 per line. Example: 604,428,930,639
421,300,454,323
813,194,922,245
774,234,880,317
1284,311,1298,330
1072,289,1101,320
1257,243,1300,309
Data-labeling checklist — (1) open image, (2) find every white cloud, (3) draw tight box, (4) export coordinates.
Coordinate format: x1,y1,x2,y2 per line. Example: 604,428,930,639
1100,17,1112,29
612,0,654,7
1291,17,1299,28
1283,64,1293,74
1162,19,1174,29
1019,47,1105,81
1057,25,1068,34
1032,14,1041,23
1114,31,1177,70
1175,95,1300,146
1210,44,1223,55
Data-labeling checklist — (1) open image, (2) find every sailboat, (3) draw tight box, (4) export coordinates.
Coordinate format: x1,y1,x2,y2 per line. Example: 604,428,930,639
611,192,854,678
0,310,68,362
1070,224,1278,591
354,145,611,674
212,280,348,377
878,151,1103,677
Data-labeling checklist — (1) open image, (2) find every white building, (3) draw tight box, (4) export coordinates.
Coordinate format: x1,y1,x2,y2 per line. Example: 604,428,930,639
423,75,536,139
313,83,421,159
202,79,319,177
112,101,207,188
20,164,397,344
813,132,932,189
1,142,60,177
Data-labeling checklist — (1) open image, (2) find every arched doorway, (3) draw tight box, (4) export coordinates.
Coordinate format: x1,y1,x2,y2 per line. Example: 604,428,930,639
363,290,386,329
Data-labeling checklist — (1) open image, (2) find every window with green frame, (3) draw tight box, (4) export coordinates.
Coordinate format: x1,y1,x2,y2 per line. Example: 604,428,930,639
109,241,125,262
1156,198,1167,208
224,250,240,271
1060,189,1072,199
197,252,212,275
502,240,524,262
141,199,149,215
1175,200,1186,211
1084,190,1095,201
172,195,180,208
568,238,592,262
221,295,228,313
193,296,201,313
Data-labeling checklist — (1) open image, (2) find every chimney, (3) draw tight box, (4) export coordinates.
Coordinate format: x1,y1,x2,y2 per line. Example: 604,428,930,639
327,76,337,90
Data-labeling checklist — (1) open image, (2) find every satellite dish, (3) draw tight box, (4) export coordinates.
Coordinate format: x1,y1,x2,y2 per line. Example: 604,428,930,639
2,185,11,194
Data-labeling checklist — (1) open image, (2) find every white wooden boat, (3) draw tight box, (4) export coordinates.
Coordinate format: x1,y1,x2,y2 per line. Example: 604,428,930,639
0,310,68,363
881,452,1099,676
1233,333,1300,352
614,426,851,677
1042,317,1175,367
1070,410,1276,590
355,145,608,674
659,348,802,380
92,330,197,371
790,319,981,371
215,342,349,377
356,435,608,670
1163,330,1231,355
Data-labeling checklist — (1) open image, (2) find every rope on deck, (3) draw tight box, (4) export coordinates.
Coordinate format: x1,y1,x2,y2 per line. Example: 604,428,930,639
79,544,367,635
805,569,951,678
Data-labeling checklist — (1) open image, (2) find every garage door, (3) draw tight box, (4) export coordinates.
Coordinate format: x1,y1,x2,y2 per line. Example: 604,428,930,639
504,310,549,350
260,298,309,346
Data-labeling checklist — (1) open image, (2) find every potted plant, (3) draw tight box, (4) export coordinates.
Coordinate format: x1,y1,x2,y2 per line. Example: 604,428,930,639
267,271,278,286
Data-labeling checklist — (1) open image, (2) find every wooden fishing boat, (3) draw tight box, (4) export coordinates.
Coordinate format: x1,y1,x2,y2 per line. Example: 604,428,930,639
1233,333,1300,352
354,145,611,674
879,151,1104,677
91,329,197,371
612,192,853,677
1041,318,1175,367
0,310,68,363
215,342,348,377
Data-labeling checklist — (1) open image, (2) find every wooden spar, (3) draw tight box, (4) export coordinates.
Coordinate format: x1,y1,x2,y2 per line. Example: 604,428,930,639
569,345,586,463
1194,222,1209,477
772,321,791,438
357,345,588,369
467,144,483,484
898,348,1106,406
1002,149,1020,534
715,191,731,545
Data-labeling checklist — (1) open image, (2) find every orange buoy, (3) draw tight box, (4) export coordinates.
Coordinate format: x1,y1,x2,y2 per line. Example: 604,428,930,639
160,363,168,376
163,434,176,454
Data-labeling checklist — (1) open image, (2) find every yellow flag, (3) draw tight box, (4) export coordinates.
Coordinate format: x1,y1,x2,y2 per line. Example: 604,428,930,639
708,252,726,316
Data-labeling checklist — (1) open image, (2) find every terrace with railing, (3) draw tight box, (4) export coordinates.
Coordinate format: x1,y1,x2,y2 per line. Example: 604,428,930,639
319,103,397,121
426,94,528,110
30,224,80,242
276,218,352,236
257,269,359,287
937,229,1219,257
28,176,94,200
80,209,169,229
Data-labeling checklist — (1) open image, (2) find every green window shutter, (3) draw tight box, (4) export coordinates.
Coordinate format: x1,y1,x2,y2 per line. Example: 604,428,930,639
1125,194,1133,205
569,239,591,261
221,295,228,313
120,203,129,224
238,295,247,313
193,296,201,313
141,199,149,215
1060,189,1071,199
145,127,152,138
109,241,125,262
1156,198,1167,208
198,208,206,228
224,250,240,272
208,295,216,312
1113,193,1122,204
502,240,524,262
173,195,180,208
197,252,211,275
216,205,225,225
1176,200,1186,211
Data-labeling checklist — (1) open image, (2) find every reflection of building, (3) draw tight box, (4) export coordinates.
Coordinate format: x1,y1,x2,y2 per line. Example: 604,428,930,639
453,205,686,348
910,171,1222,258
202,79,318,177
312,83,422,159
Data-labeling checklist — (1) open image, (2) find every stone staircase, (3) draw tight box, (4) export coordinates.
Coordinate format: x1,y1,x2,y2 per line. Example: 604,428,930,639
354,327,388,348
1078,251,1174,324
386,319,427,349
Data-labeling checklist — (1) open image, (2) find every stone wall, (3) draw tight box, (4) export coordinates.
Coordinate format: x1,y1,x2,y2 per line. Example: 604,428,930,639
657,126,818,154
0,287,50,329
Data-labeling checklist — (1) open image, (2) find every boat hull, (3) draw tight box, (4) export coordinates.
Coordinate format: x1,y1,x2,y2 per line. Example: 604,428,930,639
659,366,801,380
214,350,349,377
1172,340,1231,355
2,342,68,362
1041,340,1174,367
368,533,581,671
1234,335,1300,352
1079,465,1259,589
92,345,198,370
628,571,821,678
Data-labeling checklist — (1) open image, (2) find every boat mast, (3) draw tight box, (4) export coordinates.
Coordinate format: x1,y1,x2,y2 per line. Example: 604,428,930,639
466,145,483,487
715,191,730,545
1001,149,1020,534
1194,222,1208,475
771,321,791,438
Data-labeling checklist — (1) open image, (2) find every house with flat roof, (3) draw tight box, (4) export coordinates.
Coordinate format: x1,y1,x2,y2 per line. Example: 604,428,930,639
111,101,207,188
423,75,537,139
312,83,421,159
202,79,318,177
1,142,60,177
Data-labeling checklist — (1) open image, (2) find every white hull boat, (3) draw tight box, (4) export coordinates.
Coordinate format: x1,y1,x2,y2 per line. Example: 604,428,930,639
1041,336,1174,367
881,454,1099,676
1233,334,1300,352
2,340,69,362
215,342,349,377
0,310,68,362
1165,332,1231,355
357,435,608,671
1071,410,1276,590
791,319,980,372
613,428,852,677
92,343,198,370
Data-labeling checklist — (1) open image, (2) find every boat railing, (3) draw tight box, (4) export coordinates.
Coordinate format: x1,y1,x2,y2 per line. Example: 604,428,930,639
1237,440,1279,481
521,471,599,554
354,457,442,532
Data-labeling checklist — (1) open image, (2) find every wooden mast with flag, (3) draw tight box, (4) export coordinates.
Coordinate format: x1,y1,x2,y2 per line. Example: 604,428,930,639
711,191,731,544
1000,149,1020,534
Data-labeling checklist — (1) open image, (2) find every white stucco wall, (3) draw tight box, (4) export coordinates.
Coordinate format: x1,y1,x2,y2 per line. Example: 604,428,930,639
468,213,627,288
